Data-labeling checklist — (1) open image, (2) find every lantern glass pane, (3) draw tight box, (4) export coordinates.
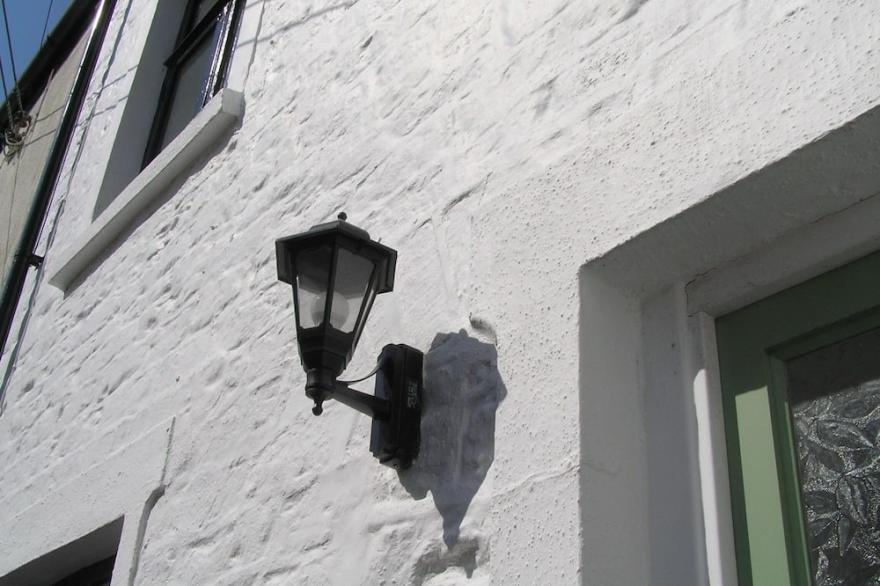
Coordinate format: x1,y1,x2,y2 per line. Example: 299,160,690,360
353,282,377,346
329,248,375,333
295,245,333,328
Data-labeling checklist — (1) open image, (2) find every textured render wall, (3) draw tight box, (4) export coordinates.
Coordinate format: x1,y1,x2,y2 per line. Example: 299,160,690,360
1,0,879,584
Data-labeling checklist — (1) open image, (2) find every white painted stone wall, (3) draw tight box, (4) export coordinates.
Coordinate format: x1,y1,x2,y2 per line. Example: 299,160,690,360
1,0,879,584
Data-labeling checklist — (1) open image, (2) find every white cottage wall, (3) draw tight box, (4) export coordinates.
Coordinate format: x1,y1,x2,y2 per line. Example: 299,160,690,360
1,0,879,583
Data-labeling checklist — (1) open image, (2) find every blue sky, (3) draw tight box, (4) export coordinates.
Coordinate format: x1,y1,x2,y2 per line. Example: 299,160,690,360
1,0,74,101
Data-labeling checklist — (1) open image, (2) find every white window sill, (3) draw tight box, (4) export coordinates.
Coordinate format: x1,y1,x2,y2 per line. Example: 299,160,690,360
48,88,243,291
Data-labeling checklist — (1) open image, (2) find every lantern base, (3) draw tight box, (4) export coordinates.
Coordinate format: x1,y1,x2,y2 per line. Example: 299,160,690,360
305,368,335,415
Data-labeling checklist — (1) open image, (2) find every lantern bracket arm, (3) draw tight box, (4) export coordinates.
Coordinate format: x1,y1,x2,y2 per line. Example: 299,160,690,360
328,380,390,420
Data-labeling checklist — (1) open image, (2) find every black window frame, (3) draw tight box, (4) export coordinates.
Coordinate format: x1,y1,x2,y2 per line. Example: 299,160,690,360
141,0,245,168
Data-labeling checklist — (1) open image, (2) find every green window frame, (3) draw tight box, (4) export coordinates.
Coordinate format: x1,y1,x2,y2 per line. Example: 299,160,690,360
716,250,880,586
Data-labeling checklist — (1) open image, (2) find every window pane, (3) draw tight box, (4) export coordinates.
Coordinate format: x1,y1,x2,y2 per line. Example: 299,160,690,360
159,31,216,150
194,0,222,25
787,327,880,585
181,0,223,34
329,248,375,333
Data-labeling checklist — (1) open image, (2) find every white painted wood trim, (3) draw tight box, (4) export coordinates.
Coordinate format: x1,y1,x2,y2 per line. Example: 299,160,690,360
48,89,243,291
687,311,738,586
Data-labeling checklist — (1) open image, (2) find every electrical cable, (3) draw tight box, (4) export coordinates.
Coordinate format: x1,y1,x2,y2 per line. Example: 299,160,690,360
0,49,19,153
41,0,55,47
0,50,25,154
0,0,119,368
0,0,33,154
0,0,22,112
338,359,385,385
0,46,12,120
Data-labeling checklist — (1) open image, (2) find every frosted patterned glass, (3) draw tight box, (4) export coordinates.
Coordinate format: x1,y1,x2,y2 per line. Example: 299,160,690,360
788,327,880,586
295,246,332,328
329,248,374,333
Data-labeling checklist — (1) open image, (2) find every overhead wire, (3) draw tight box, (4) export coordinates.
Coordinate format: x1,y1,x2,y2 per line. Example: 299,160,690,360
0,0,33,154
0,46,20,153
40,0,55,47
0,45,11,118
0,0,22,112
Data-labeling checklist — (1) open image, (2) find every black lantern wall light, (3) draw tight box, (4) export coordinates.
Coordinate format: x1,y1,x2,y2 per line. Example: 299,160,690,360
275,213,423,470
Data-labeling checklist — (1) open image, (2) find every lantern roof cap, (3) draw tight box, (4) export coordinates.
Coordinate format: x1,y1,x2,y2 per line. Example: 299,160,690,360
275,217,376,250
303,218,371,240
275,216,397,293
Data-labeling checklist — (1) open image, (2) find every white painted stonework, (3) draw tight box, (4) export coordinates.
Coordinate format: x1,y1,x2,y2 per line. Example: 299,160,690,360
2,0,880,584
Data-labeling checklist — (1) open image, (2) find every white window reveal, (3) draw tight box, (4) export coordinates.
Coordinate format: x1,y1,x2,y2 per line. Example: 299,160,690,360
48,0,247,291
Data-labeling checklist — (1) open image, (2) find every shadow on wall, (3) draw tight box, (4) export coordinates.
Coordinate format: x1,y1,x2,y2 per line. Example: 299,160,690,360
399,330,507,547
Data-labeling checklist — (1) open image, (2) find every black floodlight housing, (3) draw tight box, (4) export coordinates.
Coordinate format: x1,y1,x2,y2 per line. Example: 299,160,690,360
276,213,424,469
